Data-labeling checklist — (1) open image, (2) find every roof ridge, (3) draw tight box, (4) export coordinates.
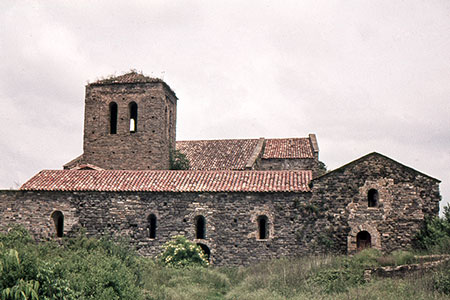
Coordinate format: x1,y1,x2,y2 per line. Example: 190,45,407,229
177,138,260,143
265,137,310,140
312,152,440,182
37,169,312,173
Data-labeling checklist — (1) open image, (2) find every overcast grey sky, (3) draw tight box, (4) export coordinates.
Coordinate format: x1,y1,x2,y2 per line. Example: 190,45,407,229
0,0,449,211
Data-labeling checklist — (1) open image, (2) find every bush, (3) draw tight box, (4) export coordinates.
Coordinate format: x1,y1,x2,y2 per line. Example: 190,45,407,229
170,149,190,170
0,226,34,248
159,235,209,268
0,228,144,300
391,250,415,265
1,279,39,300
433,261,450,295
311,267,364,294
352,248,382,267
414,204,450,253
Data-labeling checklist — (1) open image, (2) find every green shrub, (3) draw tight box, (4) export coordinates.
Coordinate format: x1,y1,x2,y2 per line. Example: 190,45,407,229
0,228,144,300
0,226,34,248
159,235,209,268
1,279,39,300
352,248,382,268
377,255,396,266
307,250,383,294
317,161,327,177
414,204,450,253
433,272,450,295
433,260,450,295
0,248,23,289
311,267,363,294
36,261,77,299
391,250,415,265
170,149,190,170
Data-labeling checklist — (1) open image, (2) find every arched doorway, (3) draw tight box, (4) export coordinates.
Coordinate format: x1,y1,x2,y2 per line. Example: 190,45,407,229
197,243,210,262
356,231,371,251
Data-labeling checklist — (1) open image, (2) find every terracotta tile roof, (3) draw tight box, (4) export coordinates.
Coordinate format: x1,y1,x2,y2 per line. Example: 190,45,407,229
176,139,260,170
263,138,314,159
20,170,312,193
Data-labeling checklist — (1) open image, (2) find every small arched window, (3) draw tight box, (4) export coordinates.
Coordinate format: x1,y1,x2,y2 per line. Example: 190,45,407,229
129,102,138,133
195,215,206,239
368,189,379,207
109,102,118,134
257,215,269,239
148,214,157,239
51,211,64,238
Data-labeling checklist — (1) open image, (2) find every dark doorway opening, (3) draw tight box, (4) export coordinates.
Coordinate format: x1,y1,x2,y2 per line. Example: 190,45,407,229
197,243,210,262
357,231,372,251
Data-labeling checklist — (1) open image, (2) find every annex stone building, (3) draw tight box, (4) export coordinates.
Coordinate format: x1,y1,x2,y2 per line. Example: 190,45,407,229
0,72,441,265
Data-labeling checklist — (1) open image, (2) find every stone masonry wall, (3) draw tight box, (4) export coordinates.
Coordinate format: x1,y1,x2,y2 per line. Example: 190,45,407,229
81,82,177,170
0,190,325,266
308,154,440,255
258,158,318,174
0,154,440,265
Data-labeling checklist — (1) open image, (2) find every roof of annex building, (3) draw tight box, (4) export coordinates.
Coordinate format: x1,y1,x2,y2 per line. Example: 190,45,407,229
176,136,316,170
176,139,261,170
20,170,312,193
262,138,314,159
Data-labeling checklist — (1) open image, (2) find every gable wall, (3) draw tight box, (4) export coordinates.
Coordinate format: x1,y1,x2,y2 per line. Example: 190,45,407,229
258,158,318,174
310,154,440,254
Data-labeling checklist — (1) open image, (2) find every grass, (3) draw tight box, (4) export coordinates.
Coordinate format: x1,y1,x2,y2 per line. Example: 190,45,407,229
138,251,450,300
1,227,449,299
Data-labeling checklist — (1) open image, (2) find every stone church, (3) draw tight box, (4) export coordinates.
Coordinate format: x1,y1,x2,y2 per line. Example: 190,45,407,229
0,72,441,265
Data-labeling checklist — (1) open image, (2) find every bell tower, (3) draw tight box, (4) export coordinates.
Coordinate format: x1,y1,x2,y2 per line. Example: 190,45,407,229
80,71,177,170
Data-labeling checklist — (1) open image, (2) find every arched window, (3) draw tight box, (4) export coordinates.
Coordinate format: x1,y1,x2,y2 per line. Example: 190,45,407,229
51,211,64,238
368,189,379,207
197,243,210,262
257,215,269,239
109,102,118,134
195,215,206,239
148,214,157,239
356,231,371,251
129,102,138,133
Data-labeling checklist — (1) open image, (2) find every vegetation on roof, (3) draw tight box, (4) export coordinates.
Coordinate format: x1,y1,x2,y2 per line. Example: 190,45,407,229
87,69,177,97
169,149,190,170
